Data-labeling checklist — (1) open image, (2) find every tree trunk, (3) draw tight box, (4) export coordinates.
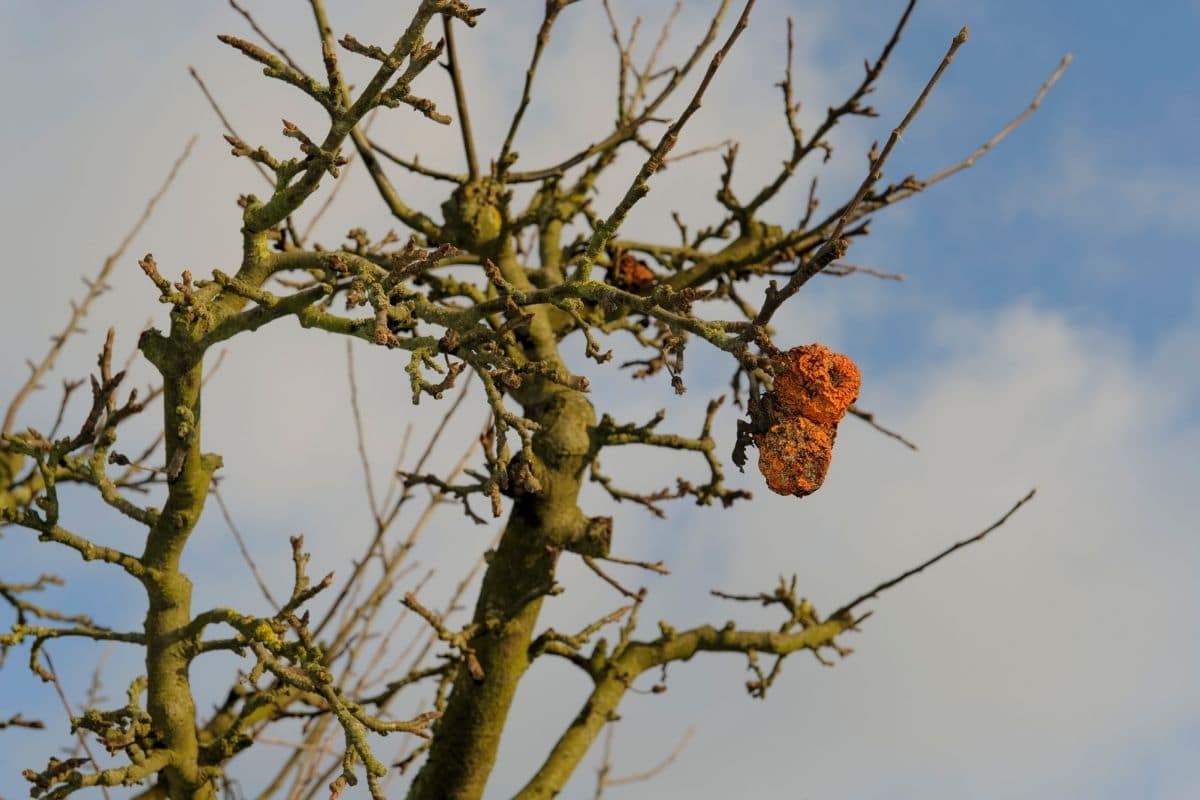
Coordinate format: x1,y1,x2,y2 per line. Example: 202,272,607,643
139,351,220,800
408,385,595,800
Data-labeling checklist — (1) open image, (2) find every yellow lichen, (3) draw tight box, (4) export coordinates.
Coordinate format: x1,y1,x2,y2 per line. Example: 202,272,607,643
253,621,280,647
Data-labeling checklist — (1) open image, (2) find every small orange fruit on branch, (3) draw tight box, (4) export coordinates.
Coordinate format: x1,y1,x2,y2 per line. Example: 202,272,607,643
607,251,657,295
756,415,835,497
751,343,861,497
771,343,861,426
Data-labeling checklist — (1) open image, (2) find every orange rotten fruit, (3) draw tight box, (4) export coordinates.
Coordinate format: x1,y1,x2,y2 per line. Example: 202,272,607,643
755,415,835,497
607,251,656,295
751,343,860,497
771,343,861,426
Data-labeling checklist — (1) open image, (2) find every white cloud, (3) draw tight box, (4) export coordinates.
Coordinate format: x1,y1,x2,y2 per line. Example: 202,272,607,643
1006,129,1200,238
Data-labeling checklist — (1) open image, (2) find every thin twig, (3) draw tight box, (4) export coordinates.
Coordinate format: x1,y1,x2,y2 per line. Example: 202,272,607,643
827,26,970,250
346,340,382,523
833,489,1037,618
756,25,970,325
498,0,581,175
594,723,616,800
312,379,473,640
846,405,918,451
3,136,196,435
441,13,480,180
367,140,466,183
42,650,112,800
378,423,414,516
582,556,644,601
211,483,281,610
917,55,1073,192
228,0,304,72
664,139,734,165
69,644,112,759
0,714,44,731
596,554,669,575
821,263,905,281
575,0,757,281
297,112,379,246
188,65,274,186
606,725,694,787
627,1,684,116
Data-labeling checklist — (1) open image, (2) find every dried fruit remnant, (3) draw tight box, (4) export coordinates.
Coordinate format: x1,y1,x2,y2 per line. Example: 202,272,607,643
608,251,656,295
772,343,861,425
754,343,860,498
756,416,833,497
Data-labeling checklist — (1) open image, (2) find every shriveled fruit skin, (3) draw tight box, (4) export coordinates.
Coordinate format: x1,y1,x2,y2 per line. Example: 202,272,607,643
607,251,656,294
755,415,835,497
772,343,861,426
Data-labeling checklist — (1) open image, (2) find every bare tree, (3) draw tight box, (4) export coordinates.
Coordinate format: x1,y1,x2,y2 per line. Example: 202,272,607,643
0,2,1067,799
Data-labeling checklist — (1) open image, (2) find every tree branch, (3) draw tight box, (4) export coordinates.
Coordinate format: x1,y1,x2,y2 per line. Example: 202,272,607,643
441,13,480,180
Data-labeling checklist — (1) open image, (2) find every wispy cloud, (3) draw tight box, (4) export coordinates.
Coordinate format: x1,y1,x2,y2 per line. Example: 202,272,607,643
1006,128,1200,237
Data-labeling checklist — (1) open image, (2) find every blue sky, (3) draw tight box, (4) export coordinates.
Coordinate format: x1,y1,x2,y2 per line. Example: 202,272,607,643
2,2,1198,798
